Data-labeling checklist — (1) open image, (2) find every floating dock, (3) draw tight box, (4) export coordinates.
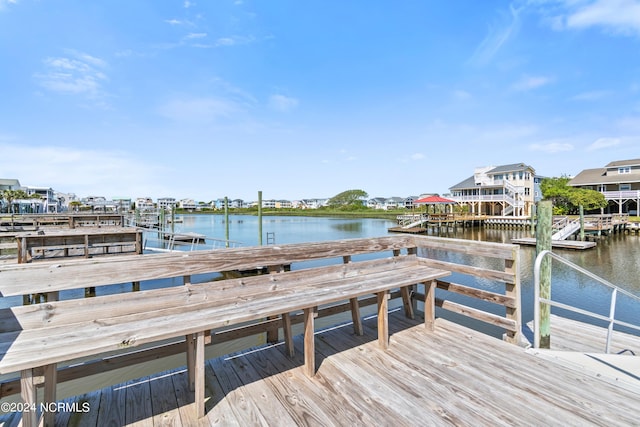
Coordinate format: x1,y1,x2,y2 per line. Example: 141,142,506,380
511,237,597,250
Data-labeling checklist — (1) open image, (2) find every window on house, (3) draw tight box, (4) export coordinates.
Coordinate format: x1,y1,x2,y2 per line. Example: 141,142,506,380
620,184,631,191
618,167,631,174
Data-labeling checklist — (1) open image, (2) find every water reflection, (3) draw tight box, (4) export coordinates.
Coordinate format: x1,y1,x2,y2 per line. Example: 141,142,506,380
330,220,363,233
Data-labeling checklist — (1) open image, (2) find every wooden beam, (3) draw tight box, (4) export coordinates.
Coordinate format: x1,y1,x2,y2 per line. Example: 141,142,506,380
194,331,205,418
303,307,316,378
424,280,436,331
377,291,389,349
282,313,294,357
20,369,37,427
43,364,57,427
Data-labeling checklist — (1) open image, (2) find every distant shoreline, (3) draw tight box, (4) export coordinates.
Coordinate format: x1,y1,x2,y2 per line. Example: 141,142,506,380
174,208,404,220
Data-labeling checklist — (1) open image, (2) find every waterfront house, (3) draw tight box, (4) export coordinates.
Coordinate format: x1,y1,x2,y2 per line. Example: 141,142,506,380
295,198,328,209
25,186,58,213
367,197,387,210
568,159,640,215
449,163,539,217
403,196,420,209
179,198,198,210
0,178,21,192
158,197,177,211
384,197,405,210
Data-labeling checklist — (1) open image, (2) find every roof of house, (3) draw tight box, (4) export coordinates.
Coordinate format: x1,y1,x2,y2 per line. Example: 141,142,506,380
605,158,640,168
0,179,21,188
486,163,534,174
568,158,640,186
449,163,535,190
568,167,640,186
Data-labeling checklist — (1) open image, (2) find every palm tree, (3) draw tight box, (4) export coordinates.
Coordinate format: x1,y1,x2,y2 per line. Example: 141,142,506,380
1,189,28,229
1,189,28,214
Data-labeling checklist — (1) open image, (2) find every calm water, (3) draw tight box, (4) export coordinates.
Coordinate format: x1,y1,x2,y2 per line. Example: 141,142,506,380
3,214,639,403
168,214,640,329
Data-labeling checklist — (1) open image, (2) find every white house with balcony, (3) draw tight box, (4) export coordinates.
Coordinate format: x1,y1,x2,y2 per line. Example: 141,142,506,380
158,197,177,211
449,163,538,217
568,158,640,215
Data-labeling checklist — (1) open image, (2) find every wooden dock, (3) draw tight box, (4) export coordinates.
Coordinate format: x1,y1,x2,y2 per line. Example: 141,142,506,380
511,237,597,250
2,312,637,426
389,214,487,234
14,228,143,263
0,213,125,230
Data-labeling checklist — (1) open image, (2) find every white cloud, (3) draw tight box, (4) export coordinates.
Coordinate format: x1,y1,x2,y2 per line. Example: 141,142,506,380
587,137,620,150
529,141,574,153
215,35,255,47
157,97,242,122
0,143,169,197
0,0,17,11
566,0,640,35
539,0,640,36
469,3,523,66
185,32,207,39
511,75,554,91
411,153,425,160
34,51,109,103
268,94,299,112
570,90,611,101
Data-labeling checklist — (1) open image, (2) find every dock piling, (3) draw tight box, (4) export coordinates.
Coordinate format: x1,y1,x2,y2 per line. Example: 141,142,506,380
536,200,552,349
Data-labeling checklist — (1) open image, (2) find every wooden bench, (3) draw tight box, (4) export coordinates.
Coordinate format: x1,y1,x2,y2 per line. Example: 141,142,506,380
15,229,142,263
0,236,449,426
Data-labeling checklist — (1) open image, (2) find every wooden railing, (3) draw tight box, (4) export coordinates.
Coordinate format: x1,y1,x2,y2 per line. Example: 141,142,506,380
412,235,521,344
0,213,125,229
0,235,521,399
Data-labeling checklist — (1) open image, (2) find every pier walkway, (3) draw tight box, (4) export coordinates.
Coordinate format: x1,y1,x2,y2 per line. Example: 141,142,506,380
2,312,637,426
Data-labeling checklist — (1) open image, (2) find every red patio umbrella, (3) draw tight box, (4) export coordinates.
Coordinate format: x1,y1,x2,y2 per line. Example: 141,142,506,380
414,195,457,214
414,195,456,205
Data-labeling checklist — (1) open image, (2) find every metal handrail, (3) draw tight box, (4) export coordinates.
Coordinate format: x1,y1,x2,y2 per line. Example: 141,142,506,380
533,249,640,353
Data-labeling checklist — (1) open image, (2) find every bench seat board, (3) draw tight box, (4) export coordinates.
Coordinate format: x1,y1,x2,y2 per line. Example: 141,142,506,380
0,261,449,374
0,236,417,296
0,256,416,333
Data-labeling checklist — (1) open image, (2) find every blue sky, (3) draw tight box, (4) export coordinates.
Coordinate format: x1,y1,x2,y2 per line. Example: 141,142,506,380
1,0,639,202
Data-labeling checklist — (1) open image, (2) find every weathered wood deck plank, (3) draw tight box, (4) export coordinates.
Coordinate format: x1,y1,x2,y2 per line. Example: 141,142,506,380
1,312,638,426
242,341,386,427
148,370,182,426
209,357,272,426
123,377,154,427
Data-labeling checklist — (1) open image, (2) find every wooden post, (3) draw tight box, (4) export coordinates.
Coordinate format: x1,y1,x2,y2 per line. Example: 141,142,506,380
530,203,536,236
224,197,229,248
303,307,315,377
258,191,263,246
43,363,57,427
377,291,389,349
579,205,585,241
282,313,295,357
504,247,521,345
20,369,37,427
194,331,205,418
536,200,552,349
424,280,436,331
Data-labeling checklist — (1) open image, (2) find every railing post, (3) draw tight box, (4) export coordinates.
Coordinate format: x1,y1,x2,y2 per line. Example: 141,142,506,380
536,200,552,349
504,245,522,345
606,288,618,354
258,191,263,246
224,196,229,248
579,205,585,241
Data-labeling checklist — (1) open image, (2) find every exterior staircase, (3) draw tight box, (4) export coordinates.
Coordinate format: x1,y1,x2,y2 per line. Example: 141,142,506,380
552,218,581,240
